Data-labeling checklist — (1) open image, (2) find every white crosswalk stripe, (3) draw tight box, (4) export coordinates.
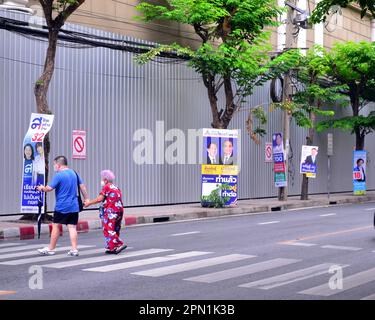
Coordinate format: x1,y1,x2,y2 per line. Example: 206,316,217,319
185,258,298,283
240,263,349,290
43,248,175,269
0,245,93,260
320,245,362,251
0,248,106,265
131,254,253,277
0,244,49,254
84,251,213,273
300,267,375,296
361,293,375,300
0,243,22,248
283,242,317,247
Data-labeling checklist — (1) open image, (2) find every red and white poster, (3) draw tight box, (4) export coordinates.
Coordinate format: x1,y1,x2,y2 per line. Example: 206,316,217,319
72,130,86,159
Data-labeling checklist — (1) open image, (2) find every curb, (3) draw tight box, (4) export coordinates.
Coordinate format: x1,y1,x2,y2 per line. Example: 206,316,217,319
1,195,375,240
0,216,139,241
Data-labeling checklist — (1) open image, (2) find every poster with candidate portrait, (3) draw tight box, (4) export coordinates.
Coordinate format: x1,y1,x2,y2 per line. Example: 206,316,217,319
201,129,239,206
300,145,319,177
272,132,287,187
21,113,54,214
353,150,367,195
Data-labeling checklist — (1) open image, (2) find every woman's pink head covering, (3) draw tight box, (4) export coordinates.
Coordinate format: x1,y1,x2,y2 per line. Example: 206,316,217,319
101,170,115,181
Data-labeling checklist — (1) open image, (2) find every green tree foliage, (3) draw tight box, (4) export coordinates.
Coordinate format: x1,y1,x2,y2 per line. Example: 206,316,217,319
273,46,345,200
311,0,375,23
316,42,375,150
135,0,300,135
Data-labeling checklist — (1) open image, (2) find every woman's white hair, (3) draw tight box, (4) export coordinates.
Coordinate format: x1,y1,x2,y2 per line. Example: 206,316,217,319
101,170,115,181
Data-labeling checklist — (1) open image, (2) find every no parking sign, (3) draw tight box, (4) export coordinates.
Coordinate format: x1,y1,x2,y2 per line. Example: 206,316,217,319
72,130,86,159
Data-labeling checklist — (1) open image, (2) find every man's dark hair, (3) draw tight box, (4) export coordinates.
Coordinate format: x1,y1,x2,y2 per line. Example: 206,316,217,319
54,155,68,166
222,139,233,147
207,142,217,149
357,158,364,165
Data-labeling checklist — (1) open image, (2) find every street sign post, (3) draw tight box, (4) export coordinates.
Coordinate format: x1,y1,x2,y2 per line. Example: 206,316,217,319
327,133,333,199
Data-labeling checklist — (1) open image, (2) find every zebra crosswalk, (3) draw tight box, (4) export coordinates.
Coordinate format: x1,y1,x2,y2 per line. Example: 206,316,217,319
0,242,374,299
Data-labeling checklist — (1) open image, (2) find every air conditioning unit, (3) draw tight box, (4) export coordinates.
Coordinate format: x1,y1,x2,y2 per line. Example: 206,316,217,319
0,0,34,14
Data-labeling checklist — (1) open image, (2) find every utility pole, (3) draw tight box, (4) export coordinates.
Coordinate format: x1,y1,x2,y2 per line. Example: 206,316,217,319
278,0,298,201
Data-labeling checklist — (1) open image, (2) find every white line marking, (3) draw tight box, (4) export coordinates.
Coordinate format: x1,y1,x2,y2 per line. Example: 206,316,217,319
0,243,22,248
0,245,93,260
132,254,253,277
300,267,375,296
170,231,201,237
321,245,362,251
240,263,348,290
85,251,212,273
0,248,106,265
0,244,49,254
282,242,317,247
185,258,297,283
364,208,375,211
361,293,375,300
43,248,174,269
258,221,280,225
319,213,337,217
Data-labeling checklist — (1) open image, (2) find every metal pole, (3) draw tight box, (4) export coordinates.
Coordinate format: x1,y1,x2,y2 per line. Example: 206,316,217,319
327,155,331,200
278,0,298,201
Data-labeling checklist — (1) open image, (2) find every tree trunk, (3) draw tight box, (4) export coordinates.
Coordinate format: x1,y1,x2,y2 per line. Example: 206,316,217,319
355,130,365,150
22,29,58,221
205,75,224,129
220,75,236,129
349,85,364,151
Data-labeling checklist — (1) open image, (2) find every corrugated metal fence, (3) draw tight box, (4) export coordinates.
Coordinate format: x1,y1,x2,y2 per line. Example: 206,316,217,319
0,10,373,214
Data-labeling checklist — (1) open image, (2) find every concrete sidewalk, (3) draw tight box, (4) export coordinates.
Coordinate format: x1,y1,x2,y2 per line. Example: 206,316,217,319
1,191,375,240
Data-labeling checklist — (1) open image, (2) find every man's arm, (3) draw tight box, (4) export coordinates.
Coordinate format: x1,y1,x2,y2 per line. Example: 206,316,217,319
37,185,53,193
79,184,89,201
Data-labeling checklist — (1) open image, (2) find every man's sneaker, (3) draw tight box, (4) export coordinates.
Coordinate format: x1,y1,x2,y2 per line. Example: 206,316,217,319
114,244,127,255
37,247,56,256
67,249,79,256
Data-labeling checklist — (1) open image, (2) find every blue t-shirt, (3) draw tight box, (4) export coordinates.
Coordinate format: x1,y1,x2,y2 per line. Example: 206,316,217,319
48,169,83,214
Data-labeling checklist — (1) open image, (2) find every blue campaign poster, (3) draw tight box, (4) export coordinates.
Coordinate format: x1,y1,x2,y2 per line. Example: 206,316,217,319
21,113,54,214
353,150,367,195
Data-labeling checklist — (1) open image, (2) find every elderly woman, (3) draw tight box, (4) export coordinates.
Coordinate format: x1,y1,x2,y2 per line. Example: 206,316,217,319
84,170,126,254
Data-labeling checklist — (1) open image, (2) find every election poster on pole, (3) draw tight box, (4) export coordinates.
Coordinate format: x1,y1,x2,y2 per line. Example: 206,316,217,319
201,129,239,206
273,133,287,187
300,145,319,178
353,150,366,195
21,113,54,214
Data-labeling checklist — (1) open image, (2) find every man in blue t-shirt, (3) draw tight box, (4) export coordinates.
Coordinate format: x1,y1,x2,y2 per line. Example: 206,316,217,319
37,155,88,256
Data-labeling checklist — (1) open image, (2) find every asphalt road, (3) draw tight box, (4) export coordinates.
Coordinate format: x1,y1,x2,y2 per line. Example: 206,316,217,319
1,202,375,300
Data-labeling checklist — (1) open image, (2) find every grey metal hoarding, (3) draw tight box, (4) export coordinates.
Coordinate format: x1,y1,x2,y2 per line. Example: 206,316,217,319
0,9,373,214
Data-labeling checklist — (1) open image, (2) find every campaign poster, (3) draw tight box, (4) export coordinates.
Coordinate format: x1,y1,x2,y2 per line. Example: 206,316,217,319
353,150,367,195
273,132,287,187
21,113,54,214
300,145,319,178
202,129,239,206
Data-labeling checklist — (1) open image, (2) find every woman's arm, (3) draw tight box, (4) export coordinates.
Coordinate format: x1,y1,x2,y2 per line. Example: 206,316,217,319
84,194,105,208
